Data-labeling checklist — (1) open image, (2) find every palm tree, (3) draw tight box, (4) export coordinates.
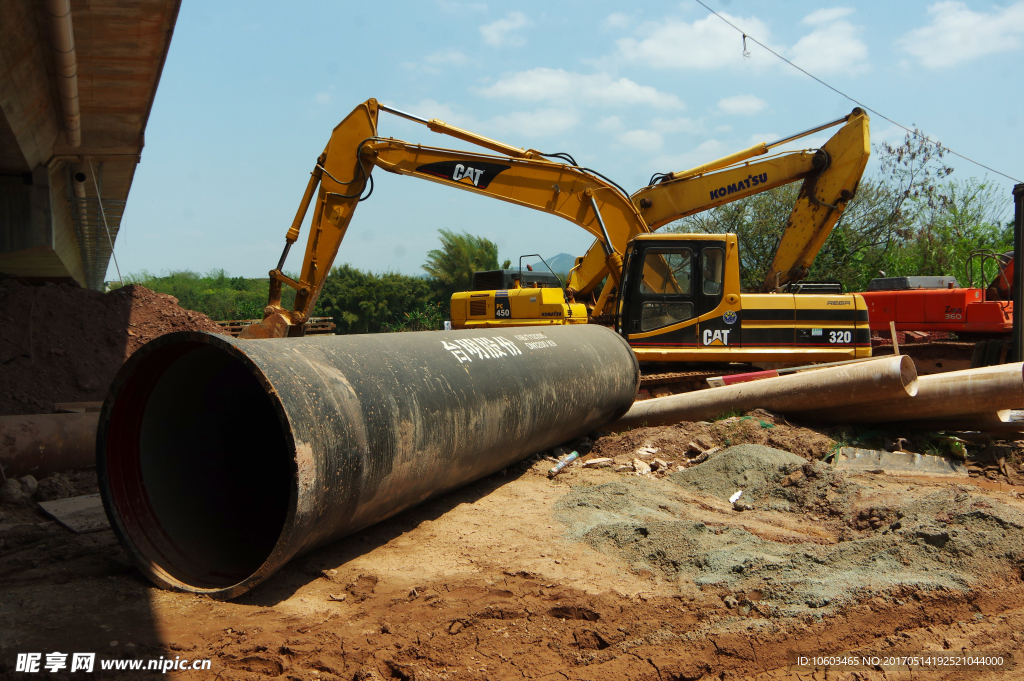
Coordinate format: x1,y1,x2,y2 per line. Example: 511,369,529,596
422,229,499,300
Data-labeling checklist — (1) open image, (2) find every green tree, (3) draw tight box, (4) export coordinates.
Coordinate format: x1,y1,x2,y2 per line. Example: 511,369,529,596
422,229,499,301
314,264,442,334
110,269,294,320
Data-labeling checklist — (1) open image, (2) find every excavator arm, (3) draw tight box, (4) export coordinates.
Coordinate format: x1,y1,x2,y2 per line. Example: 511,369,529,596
629,108,870,292
241,98,648,339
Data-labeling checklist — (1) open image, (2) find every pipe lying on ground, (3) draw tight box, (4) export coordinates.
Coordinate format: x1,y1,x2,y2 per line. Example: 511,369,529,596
97,326,639,599
0,412,99,478
792,363,1024,424
611,355,916,430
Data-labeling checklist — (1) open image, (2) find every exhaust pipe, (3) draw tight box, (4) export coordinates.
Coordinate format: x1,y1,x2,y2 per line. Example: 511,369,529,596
97,326,639,599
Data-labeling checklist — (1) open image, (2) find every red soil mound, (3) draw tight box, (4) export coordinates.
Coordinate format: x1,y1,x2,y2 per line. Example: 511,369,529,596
0,279,226,415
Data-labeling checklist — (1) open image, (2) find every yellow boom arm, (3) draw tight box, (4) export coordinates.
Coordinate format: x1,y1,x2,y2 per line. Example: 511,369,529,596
241,99,648,338
630,108,870,292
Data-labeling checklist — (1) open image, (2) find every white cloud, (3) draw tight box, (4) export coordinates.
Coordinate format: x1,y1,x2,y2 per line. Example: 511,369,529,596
717,94,767,115
618,129,663,152
605,12,630,29
315,92,331,104
613,8,866,75
789,11,869,75
488,109,579,137
480,11,531,47
596,116,623,131
714,125,732,133
616,12,778,69
425,50,468,66
899,1,1024,68
802,7,854,25
478,68,684,109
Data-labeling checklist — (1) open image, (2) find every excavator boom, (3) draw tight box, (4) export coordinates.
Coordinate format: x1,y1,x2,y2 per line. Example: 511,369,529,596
566,109,870,317
241,98,646,338
630,108,870,292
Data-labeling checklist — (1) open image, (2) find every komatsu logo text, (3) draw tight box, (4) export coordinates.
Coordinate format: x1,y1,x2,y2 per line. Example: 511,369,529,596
710,173,768,200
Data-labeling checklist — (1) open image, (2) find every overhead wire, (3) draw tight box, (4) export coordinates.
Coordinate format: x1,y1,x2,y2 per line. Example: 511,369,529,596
692,0,1022,184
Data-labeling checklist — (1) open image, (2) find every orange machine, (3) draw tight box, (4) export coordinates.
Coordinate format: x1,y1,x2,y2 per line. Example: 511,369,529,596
859,279,1012,337
859,251,1014,340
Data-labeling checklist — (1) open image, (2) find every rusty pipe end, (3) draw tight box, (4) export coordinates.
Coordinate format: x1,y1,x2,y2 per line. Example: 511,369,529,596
97,332,298,599
898,354,919,398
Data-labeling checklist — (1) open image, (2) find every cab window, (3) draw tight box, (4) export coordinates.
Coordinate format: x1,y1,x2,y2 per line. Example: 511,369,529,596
641,301,695,331
702,248,724,296
639,248,692,295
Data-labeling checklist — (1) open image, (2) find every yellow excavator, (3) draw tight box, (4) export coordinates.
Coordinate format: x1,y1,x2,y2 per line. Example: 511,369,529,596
451,109,873,363
242,98,871,365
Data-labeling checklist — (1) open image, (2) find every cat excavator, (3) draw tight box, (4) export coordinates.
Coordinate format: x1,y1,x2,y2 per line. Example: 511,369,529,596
242,98,872,365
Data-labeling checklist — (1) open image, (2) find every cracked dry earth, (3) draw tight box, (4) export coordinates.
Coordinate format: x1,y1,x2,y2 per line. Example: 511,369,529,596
2,439,1024,680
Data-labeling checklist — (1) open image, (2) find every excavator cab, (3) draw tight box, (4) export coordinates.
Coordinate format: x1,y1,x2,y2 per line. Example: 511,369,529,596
616,233,871,363
617,234,734,350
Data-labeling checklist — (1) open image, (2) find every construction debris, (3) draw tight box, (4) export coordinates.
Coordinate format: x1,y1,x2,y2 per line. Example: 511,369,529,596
548,450,580,477
835,447,968,477
38,494,109,533
631,458,651,475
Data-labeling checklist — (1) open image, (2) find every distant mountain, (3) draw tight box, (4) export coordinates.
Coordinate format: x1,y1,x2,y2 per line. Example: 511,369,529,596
528,253,576,274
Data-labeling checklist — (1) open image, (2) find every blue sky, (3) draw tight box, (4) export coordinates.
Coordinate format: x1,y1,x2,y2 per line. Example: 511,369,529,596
109,0,1024,280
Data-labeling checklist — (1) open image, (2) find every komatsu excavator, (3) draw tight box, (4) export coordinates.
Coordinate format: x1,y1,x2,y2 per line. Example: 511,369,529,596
242,98,872,365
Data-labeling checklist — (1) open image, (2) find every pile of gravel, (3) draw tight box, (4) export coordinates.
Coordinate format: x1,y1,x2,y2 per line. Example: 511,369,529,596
668,444,804,503
554,444,1024,617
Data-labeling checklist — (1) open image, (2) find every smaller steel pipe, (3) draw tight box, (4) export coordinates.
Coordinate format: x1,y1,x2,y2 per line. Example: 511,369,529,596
794,363,1024,424
0,412,99,478
612,355,917,429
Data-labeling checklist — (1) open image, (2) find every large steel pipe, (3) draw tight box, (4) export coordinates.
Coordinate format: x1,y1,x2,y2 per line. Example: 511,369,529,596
612,355,916,430
794,362,1024,424
97,326,638,599
0,412,99,478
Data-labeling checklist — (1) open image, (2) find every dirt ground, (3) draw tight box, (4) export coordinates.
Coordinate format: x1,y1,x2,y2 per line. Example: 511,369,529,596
0,279,225,415
2,416,1023,681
